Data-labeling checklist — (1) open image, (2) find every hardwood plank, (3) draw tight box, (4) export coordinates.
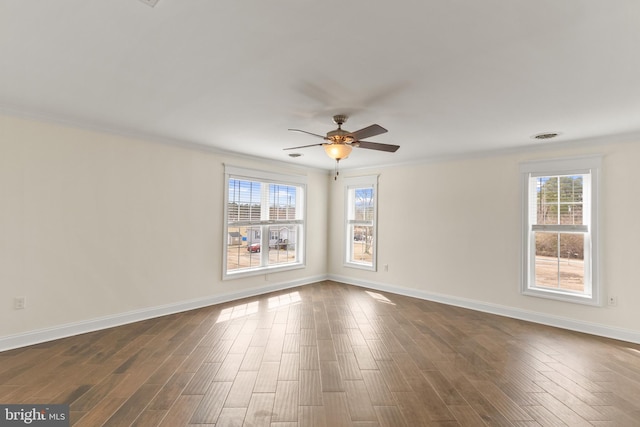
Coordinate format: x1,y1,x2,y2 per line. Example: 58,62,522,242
273,380,299,422
300,346,320,370
224,370,258,407
319,360,344,392
529,391,593,426
131,409,167,426
323,391,352,427
361,371,395,406
148,371,194,410
279,352,300,381
264,324,286,362
337,353,364,381
240,345,265,371
374,405,409,427
375,360,411,392
283,333,301,353
182,362,221,395
102,383,163,426
157,395,203,426
244,392,275,427
353,346,378,370
213,353,245,382
73,396,127,427
254,361,280,393
299,370,323,406
299,405,327,426
189,381,232,424
215,407,247,426
317,339,337,361
344,380,377,422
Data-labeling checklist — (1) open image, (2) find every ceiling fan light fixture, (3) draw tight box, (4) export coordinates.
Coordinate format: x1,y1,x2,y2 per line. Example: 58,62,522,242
323,143,352,161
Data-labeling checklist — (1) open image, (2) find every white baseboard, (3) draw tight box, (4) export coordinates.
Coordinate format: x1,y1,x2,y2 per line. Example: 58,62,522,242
328,274,640,345
2,274,638,352
0,275,327,352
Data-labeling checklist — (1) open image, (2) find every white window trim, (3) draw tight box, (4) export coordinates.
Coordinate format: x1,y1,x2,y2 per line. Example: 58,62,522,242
223,164,307,280
344,175,378,271
519,155,601,305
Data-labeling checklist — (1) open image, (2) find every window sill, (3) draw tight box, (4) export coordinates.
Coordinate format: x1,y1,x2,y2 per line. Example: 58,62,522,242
223,263,306,280
344,262,376,272
522,288,601,306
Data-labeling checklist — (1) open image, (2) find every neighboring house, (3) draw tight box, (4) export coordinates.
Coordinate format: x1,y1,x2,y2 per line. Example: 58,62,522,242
247,227,295,249
227,231,242,245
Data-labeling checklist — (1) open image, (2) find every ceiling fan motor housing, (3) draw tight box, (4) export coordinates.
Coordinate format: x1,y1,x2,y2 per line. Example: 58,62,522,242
328,115,353,143
326,128,354,144
332,114,348,126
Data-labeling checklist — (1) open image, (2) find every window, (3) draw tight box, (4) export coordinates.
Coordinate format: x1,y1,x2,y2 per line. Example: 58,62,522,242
224,165,306,278
344,175,378,270
520,156,601,305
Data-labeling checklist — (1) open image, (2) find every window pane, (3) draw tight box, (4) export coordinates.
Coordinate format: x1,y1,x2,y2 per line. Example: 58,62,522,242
227,226,261,272
269,184,297,220
354,188,375,221
228,179,262,222
267,225,298,266
349,225,374,264
534,232,584,292
535,175,584,225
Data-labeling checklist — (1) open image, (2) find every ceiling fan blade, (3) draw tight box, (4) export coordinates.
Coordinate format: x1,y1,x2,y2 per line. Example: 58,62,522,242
348,124,387,141
288,129,327,139
355,140,400,153
283,143,324,150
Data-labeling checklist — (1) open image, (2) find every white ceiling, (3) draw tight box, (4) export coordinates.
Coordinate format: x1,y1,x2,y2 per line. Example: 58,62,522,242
2,0,640,170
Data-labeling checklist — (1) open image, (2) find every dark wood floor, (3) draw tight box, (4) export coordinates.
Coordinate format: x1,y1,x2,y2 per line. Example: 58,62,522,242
1,281,640,426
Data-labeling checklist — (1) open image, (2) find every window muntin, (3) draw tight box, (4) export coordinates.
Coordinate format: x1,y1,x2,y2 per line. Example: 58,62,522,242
520,156,600,305
224,166,305,278
345,176,378,270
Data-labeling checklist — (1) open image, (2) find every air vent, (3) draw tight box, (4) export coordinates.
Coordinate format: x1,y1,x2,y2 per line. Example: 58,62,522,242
138,0,160,7
532,132,560,140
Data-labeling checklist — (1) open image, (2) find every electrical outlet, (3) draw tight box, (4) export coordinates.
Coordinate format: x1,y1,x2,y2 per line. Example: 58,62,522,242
384,264,389,272
608,295,618,306
14,296,26,310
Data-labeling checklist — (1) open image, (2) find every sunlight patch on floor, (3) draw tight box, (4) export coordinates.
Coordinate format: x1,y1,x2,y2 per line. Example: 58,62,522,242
268,291,301,310
216,301,260,323
365,291,395,305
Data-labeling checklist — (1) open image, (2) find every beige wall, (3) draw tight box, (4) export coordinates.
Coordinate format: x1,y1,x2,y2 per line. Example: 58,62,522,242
2,111,638,344
329,140,640,335
0,114,329,338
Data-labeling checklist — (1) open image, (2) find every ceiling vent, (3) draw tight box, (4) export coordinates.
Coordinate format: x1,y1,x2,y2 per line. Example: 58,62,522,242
532,132,560,140
138,0,160,7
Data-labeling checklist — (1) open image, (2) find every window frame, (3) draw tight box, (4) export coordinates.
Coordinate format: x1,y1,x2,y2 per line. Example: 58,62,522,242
223,165,307,280
520,155,601,305
344,175,378,271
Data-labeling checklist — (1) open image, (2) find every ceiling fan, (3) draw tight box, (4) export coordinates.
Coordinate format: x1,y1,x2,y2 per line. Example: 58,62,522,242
284,115,400,166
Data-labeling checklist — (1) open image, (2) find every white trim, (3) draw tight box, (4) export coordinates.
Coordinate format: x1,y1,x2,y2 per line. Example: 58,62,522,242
519,154,602,174
224,164,308,185
0,275,326,352
343,174,379,187
328,274,640,345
